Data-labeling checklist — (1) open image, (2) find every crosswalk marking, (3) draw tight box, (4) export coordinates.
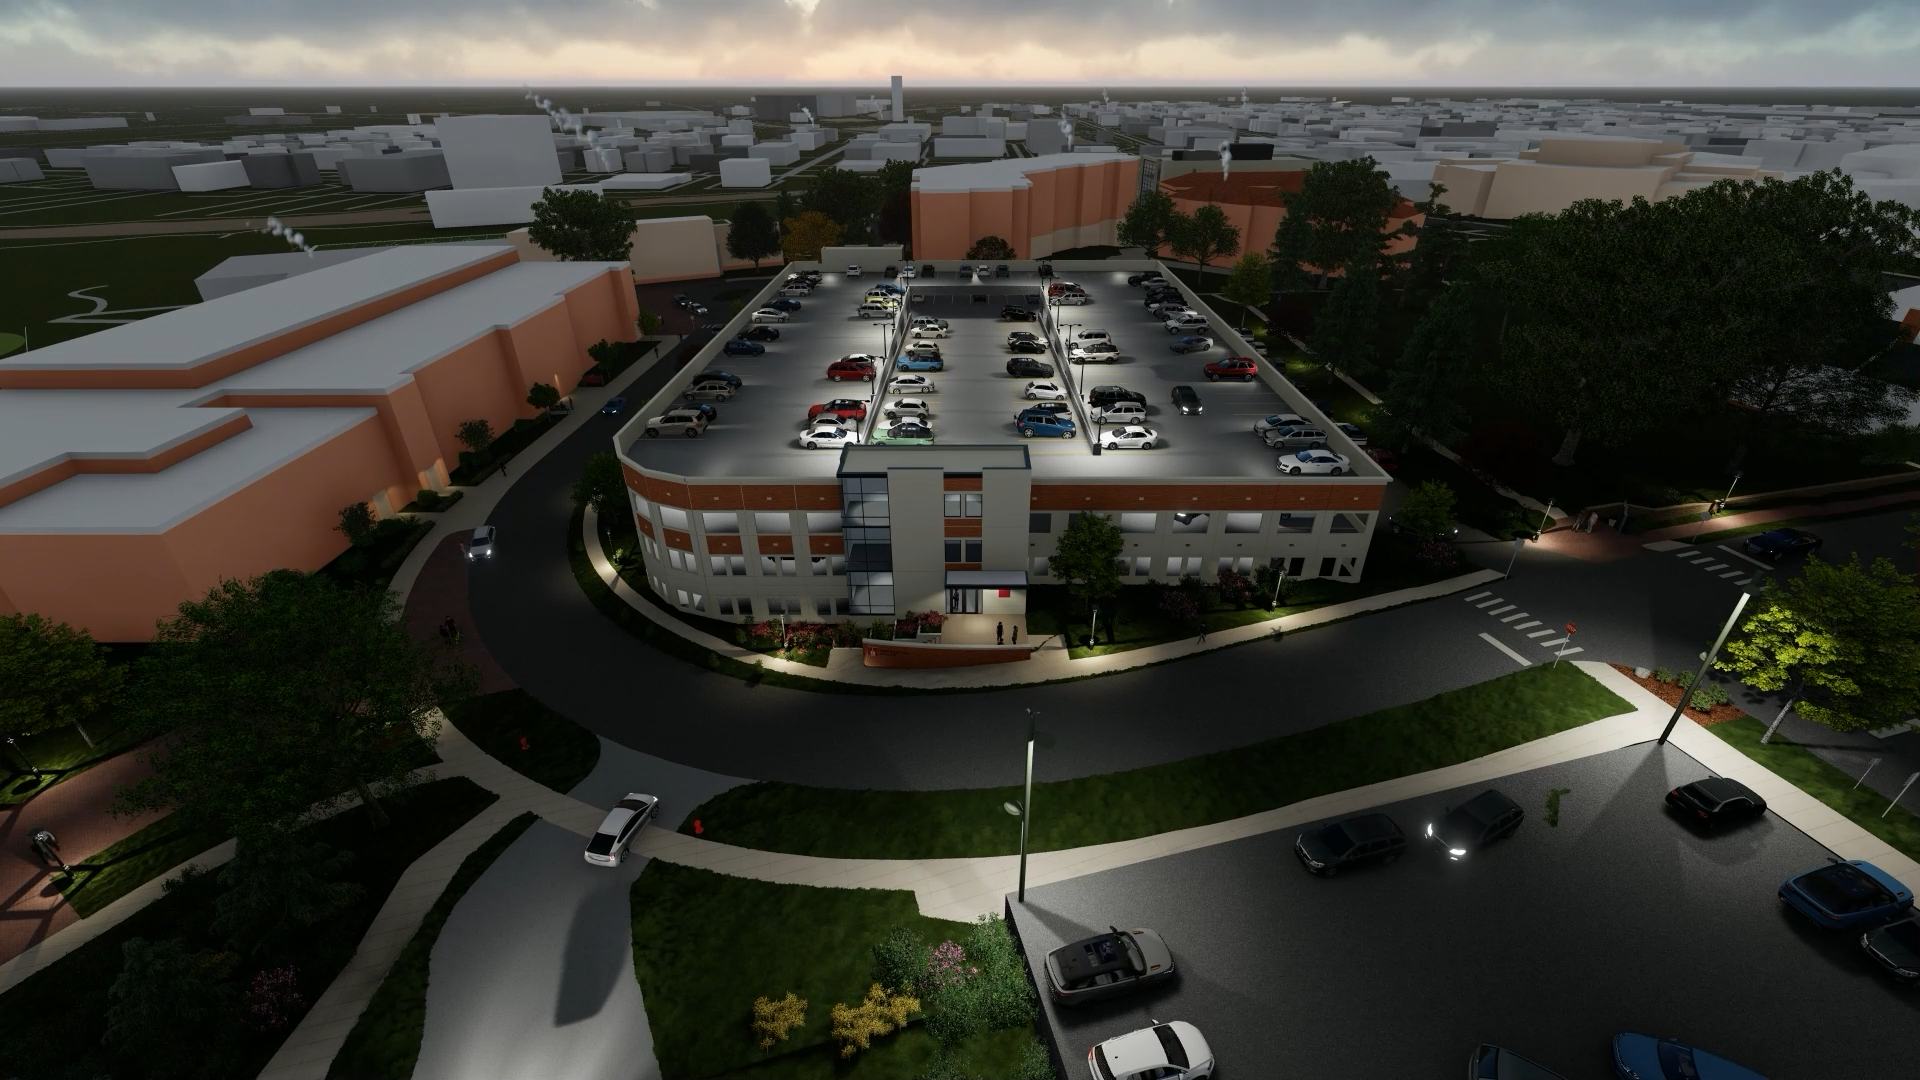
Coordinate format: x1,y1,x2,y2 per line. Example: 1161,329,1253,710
1701,562,1728,571
1479,632,1532,667
1551,646,1584,657
1512,620,1541,630
1488,604,1516,615
1476,598,1505,609
1464,591,1491,602
1500,612,1529,622
1719,571,1745,579
1528,629,1556,638
1540,636,1571,647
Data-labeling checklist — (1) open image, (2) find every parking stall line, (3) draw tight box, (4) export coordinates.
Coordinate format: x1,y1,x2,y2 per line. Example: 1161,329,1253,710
1478,632,1532,667
1463,591,1492,602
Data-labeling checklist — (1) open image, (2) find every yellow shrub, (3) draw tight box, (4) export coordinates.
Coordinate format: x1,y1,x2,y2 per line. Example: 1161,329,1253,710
829,983,920,1058
751,991,808,1049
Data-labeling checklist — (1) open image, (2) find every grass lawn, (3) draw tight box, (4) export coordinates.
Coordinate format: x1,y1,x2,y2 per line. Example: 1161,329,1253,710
443,690,600,793
1,717,148,808
633,863,1042,1079
0,777,497,1080
57,813,229,918
1704,716,1920,864
326,812,538,1080
682,663,1629,859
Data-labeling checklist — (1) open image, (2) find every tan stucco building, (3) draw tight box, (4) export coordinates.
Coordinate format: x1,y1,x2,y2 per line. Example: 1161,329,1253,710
1432,137,1780,219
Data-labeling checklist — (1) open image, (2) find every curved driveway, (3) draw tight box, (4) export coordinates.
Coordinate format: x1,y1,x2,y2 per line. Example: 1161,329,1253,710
466,354,1914,790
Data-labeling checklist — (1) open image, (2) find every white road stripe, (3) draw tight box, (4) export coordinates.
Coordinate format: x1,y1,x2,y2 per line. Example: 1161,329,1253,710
1479,632,1532,667
1512,620,1541,630
1737,577,1754,585
1716,544,1775,570
1527,629,1557,638
1476,598,1505,609
1719,571,1745,579
1676,552,1711,561
1643,540,1690,551
1500,613,1529,623
1487,605,1516,615
1553,646,1585,657
1464,591,1492,602
1700,563,1728,571
1539,637,1570,647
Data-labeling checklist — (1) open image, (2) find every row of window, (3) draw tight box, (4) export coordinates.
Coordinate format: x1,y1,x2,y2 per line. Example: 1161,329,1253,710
654,539,849,578
1031,511,1370,536
1026,555,1354,579
639,497,1367,541
651,578,853,619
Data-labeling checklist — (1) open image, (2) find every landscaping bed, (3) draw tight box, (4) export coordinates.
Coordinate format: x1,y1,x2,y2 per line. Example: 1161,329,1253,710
318,518,434,591
448,413,560,486
0,777,498,1080
1,717,147,808
443,689,601,793
400,489,464,514
1609,663,1751,725
1706,716,1920,865
57,813,229,918
680,664,1629,859
326,812,538,1080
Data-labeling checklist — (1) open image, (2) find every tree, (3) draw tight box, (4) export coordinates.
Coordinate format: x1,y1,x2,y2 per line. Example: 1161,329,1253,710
335,502,376,547
526,382,560,411
1717,554,1920,735
727,200,782,268
456,418,494,457
0,612,123,748
636,308,662,337
526,188,636,262
1391,182,1468,309
1219,252,1272,320
773,188,797,229
804,167,880,242
1305,255,1380,378
1270,157,1399,289
1116,190,1178,256
1375,285,1475,448
573,451,629,517
104,937,239,1080
781,210,844,262
1169,203,1240,275
115,571,476,839
212,837,364,956
875,160,916,248
1046,512,1123,620
1393,480,1457,539
966,236,1016,260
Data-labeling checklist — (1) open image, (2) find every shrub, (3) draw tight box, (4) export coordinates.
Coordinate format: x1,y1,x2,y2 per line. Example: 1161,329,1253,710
1675,670,1695,690
455,418,494,455
1414,538,1458,570
1689,682,1731,711
921,939,975,997
1652,667,1675,684
921,916,1034,1048
832,622,863,647
829,983,918,1058
1395,480,1457,539
1012,1036,1059,1080
244,965,303,1031
1159,589,1200,625
750,991,807,1050
1215,568,1255,608
336,503,375,547
870,926,923,996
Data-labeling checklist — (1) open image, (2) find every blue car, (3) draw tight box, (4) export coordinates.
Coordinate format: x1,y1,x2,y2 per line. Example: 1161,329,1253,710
770,298,802,312
1019,414,1076,439
600,396,627,415
722,338,765,357
895,354,944,372
870,283,905,295
1612,1034,1766,1080
1779,858,1913,929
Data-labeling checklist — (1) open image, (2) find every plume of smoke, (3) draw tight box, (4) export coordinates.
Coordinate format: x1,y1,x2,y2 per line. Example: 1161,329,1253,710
1058,118,1074,151
263,216,316,258
524,87,588,142
1101,88,1110,105
1220,140,1234,180
801,107,815,125
1241,87,1249,106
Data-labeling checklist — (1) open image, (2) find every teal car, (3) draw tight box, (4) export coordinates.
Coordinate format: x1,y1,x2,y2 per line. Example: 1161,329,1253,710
1019,414,1076,439
895,354,945,372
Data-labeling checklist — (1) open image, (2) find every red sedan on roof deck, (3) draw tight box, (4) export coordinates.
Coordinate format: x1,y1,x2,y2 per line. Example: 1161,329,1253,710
1203,356,1259,382
826,359,876,382
808,398,869,421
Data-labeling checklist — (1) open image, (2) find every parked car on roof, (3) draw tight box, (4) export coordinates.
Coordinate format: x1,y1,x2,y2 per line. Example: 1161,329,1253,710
1009,338,1049,354
682,376,736,401
750,307,791,323
701,370,743,389
1170,385,1204,415
1254,413,1307,435
643,407,708,438
1744,527,1823,561
1020,414,1077,439
920,263,935,277
721,338,764,357
1072,341,1122,363
737,324,780,341
770,297,802,313
1089,1022,1214,1080
884,265,898,276
910,321,950,338
1611,1034,1766,1080
1204,357,1258,381
872,419,934,445
1089,385,1146,408
1279,449,1351,475
885,397,930,420
807,398,868,421
995,263,1010,277
1092,400,1147,424
1426,789,1523,860
1264,425,1328,450
1295,813,1406,876
583,793,658,867
1665,776,1767,827
845,264,863,277
903,341,942,358
1023,381,1068,401
888,373,937,394
826,359,876,382
779,283,811,297
1779,858,1913,929
1128,271,1165,286
1007,357,1055,378
895,354,944,372
1044,927,1175,1006
1099,426,1159,450
1169,335,1212,354
1001,305,1037,321
1017,403,1071,424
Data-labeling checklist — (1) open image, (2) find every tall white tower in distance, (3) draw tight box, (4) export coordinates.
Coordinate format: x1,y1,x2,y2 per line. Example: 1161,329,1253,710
891,75,904,122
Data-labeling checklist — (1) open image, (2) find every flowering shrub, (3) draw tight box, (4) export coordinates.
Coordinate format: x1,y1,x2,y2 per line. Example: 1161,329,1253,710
245,965,304,1031
829,983,918,1058
750,991,807,1049
1215,568,1254,607
1158,589,1200,625
1414,538,1459,570
920,940,977,995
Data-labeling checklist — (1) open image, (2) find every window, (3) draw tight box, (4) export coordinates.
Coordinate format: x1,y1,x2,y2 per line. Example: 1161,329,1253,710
702,511,739,534
1133,556,1152,576
849,580,893,614
1235,556,1254,574
832,598,851,616
1286,556,1306,577
1217,557,1234,574
811,555,846,576
944,539,983,562
659,505,690,531
805,511,840,533
1029,513,1052,534
1331,513,1366,534
1337,557,1356,578
709,555,728,575
667,548,692,571
690,593,705,612
753,511,790,534
943,492,983,518
948,587,982,613
710,555,748,576
1184,556,1202,576
761,556,798,576
1118,512,1157,534
1164,556,1182,577
734,596,754,616
1319,557,1336,578
1225,512,1262,534
1169,512,1210,534
717,597,736,615
1276,512,1316,534
631,492,652,520
1031,556,1050,576
676,589,690,607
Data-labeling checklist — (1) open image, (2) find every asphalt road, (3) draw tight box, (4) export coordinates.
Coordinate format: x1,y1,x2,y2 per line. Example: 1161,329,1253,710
1010,742,1920,1080
466,329,1918,791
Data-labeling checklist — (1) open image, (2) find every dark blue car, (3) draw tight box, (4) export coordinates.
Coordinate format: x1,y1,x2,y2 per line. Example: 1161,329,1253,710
770,298,802,312
1779,858,1913,929
1612,1033,1766,1080
1743,527,1822,561
722,339,765,357
1018,414,1076,439
599,396,627,415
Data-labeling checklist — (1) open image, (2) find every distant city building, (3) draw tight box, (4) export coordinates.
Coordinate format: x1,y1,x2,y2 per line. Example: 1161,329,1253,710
1432,136,1777,219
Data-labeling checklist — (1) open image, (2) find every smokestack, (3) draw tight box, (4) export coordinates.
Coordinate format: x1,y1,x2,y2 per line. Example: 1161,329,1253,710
890,75,904,122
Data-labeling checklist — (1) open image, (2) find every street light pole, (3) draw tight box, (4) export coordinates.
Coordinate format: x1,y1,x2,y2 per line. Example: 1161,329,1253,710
5,735,41,779
1004,708,1038,903
1658,589,1754,745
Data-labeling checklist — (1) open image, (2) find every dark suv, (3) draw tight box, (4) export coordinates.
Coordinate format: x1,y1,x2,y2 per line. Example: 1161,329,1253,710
1007,357,1055,378
1001,305,1037,321
1426,789,1523,860
1088,385,1146,409
1295,813,1407,877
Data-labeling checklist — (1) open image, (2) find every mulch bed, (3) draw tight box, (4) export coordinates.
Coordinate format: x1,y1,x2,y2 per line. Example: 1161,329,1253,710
1611,663,1753,726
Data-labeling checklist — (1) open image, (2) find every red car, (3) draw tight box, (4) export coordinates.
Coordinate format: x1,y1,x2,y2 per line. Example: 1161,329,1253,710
578,366,608,387
1046,281,1081,294
826,359,876,382
1203,357,1259,382
1366,447,1399,472
808,399,868,421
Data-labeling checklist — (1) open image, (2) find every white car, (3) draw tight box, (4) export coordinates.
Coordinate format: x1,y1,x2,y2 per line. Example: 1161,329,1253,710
888,374,937,393
901,265,917,279
1092,401,1148,424
1052,291,1091,306
466,525,496,561
910,322,950,338
910,314,943,325
584,793,658,867
1100,425,1160,450
778,284,811,297
801,426,861,450
885,397,931,419
839,352,887,367
1280,448,1353,475
751,308,791,323
903,341,942,358
1074,329,1113,344
1071,341,1121,362
1089,1021,1215,1080
1023,381,1068,401
1254,412,1308,436
846,264,863,278
1164,315,1208,333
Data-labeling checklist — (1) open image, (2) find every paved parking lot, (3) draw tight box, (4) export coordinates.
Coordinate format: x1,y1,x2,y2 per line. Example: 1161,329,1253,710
1010,742,1918,1080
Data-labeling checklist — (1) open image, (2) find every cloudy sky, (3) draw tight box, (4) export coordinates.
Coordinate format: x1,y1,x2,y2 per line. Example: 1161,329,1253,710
3,0,1919,86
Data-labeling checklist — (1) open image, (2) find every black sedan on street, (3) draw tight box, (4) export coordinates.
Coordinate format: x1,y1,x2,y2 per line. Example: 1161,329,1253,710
1744,527,1823,561
1665,776,1767,827
1294,813,1407,876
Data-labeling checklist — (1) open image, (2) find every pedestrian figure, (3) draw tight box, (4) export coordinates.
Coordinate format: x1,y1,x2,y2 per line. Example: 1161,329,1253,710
1011,626,1019,645
30,829,70,876
1197,621,1209,644
996,621,1005,645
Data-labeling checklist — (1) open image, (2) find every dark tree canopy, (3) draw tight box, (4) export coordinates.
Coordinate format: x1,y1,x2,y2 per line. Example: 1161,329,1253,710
726,200,783,267
573,451,629,516
1170,203,1240,273
1047,512,1124,612
1306,255,1381,378
1376,284,1476,449
0,612,122,742
1270,158,1399,288
966,236,1017,260
1117,190,1179,256
527,188,636,262
804,168,880,243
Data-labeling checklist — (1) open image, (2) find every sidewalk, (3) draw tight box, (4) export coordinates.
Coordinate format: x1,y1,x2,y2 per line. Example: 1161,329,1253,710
1524,484,1920,563
582,503,1505,689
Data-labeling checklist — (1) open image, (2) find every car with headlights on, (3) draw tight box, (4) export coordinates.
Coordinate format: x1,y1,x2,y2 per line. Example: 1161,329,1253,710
887,373,937,394
600,396,628,415
1043,926,1174,1006
1170,385,1204,415
1611,1034,1765,1080
1279,449,1351,475
1779,858,1913,929
1426,789,1523,860
1665,776,1767,827
466,525,496,561
1743,527,1823,561
1861,915,1920,984
1099,426,1159,450
583,792,658,867
1294,812,1406,876
1089,1022,1214,1080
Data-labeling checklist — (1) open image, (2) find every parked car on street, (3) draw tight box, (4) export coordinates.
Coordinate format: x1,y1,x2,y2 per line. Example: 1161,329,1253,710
673,294,708,315
1426,789,1523,860
1043,927,1175,1006
1366,447,1399,471
643,408,708,438
1611,1034,1765,1080
1099,426,1159,450
466,525,495,560
1023,381,1068,401
1089,1022,1215,1080
1779,858,1914,929
599,396,628,415
1469,1044,1567,1080
1278,449,1351,475
1204,357,1258,380
1744,527,1824,561
1170,385,1204,415
1295,813,1406,876
1020,414,1077,439
1001,305,1037,321
578,366,608,387
1861,915,1920,984
750,308,791,323
1665,776,1768,827
807,398,868,422
1007,357,1055,378
583,793,658,867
